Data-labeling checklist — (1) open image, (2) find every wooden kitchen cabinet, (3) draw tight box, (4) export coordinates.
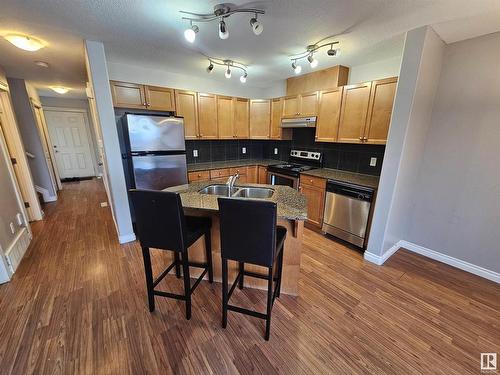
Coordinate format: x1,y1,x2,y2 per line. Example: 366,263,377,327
364,77,397,144
188,170,210,182
315,87,343,142
299,175,326,229
337,82,372,143
270,98,291,140
247,165,258,183
233,98,250,138
249,100,271,139
282,92,318,118
258,166,268,184
282,95,299,117
110,81,146,109
197,93,218,139
144,85,175,111
217,95,234,139
175,90,199,139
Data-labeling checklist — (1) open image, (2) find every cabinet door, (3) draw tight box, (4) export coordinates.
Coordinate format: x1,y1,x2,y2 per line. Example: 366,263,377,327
299,91,319,116
249,100,270,139
247,166,258,183
300,183,326,228
270,98,283,139
258,166,268,184
338,82,372,143
364,77,397,144
145,86,176,111
233,98,250,139
217,95,234,139
175,90,199,139
188,170,210,182
315,87,343,142
110,81,146,109
282,95,299,117
197,93,218,139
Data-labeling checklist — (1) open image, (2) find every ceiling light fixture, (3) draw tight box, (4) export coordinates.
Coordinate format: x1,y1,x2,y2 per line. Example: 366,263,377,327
51,86,70,94
203,56,248,84
184,22,199,43
34,61,49,68
289,38,340,74
180,4,264,41
4,34,44,51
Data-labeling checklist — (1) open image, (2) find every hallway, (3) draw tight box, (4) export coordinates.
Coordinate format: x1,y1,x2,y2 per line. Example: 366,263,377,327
0,179,498,374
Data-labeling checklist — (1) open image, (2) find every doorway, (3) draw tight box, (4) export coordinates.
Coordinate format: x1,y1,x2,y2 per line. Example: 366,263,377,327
44,108,97,179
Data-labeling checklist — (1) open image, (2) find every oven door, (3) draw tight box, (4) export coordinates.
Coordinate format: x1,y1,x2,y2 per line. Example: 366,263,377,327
267,171,299,189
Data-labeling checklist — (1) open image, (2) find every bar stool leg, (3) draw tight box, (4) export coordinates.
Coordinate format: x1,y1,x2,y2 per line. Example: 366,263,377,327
222,259,228,328
181,251,192,320
276,249,284,298
205,230,213,283
238,262,244,289
174,252,181,279
265,266,273,340
141,247,155,312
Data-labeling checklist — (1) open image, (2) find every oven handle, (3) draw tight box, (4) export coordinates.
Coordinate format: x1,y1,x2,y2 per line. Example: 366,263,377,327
266,171,299,189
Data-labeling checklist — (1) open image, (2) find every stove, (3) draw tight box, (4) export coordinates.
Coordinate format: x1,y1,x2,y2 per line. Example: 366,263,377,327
267,150,323,189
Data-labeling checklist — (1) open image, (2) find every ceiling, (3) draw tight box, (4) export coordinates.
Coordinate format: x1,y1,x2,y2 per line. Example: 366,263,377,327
1,0,500,98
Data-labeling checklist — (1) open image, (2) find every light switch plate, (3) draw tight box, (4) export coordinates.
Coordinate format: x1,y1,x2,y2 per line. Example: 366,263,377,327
274,148,278,155
9,222,15,234
193,149,198,157
16,213,24,226
242,147,246,154
370,157,377,167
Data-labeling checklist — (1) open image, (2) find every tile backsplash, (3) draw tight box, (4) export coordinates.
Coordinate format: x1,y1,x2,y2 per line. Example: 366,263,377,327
186,128,385,176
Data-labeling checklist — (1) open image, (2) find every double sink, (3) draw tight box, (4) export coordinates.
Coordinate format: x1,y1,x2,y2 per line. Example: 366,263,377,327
199,184,274,199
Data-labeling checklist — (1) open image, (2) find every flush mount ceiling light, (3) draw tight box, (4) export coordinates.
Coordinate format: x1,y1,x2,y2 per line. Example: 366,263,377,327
180,4,265,41
289,37,340,73
34,60,49,68
4,34,44,51
51,86,70,94
204,56,248,84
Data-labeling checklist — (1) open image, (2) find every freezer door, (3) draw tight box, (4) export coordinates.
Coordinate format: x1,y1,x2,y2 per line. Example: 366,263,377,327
132,154,188,190
127,114,185,152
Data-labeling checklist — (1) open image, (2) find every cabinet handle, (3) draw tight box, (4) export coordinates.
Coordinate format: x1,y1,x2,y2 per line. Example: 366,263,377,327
359,136,363,141
364,136,368,141
143,102,147,106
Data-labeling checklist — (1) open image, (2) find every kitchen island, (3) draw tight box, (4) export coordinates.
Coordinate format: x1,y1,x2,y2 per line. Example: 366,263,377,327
164,181,307,295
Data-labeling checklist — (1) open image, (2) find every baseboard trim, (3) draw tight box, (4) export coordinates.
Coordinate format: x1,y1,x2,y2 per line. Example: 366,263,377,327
118,233,136,244
35,185,57,202
364,241,402,265
4,227,32,274
400,240,500,284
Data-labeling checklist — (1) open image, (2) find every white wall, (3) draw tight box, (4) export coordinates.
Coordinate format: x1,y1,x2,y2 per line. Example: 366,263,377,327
107,61,286,99
406,31,500,273
366,26,445,262
348,56,402,84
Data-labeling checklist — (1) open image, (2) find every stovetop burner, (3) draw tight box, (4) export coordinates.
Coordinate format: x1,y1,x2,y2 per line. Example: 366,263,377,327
268,150,323,177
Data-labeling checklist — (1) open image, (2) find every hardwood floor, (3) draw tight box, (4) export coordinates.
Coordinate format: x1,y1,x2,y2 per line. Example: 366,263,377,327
0,179,498,374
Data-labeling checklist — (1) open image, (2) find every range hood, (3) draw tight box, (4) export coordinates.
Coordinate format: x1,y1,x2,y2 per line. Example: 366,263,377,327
281,116,317,128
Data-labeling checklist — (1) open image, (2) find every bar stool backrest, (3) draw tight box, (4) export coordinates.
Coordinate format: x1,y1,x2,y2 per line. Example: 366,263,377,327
130,189,186,252
218,198,277,267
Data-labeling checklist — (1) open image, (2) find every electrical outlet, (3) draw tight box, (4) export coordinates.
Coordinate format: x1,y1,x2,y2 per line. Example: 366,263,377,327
193,149,198,157
370,157,377,167
274,148,278,155
9,222,15,234
100,202,108,207
242,147,246,154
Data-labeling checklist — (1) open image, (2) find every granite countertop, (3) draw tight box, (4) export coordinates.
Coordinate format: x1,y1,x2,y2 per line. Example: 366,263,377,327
187,159,281,172
301,168,379,189
165,181,307,220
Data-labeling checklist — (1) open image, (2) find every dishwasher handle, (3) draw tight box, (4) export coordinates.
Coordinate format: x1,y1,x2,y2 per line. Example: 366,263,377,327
326,180,374,202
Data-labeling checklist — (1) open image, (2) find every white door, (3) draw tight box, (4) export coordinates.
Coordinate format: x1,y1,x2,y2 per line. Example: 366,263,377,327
45,110,95,178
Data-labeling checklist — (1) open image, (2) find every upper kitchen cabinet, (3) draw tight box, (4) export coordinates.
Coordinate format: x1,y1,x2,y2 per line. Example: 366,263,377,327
249,99,271,139
217,95,234,139
315,87,343,142
337,82,372,143
270,98,291,140
144,85,175,111
197,93,218,139
282,92,319,118
286,65,349,95
110,81,146,109
174,89,198,139
233,97,250,139
364,77,398,144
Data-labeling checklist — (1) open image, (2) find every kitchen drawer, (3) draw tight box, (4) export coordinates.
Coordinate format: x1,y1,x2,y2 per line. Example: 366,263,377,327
300,175,326,189
188,170,210,182
230,166,247,175
210,168,231,179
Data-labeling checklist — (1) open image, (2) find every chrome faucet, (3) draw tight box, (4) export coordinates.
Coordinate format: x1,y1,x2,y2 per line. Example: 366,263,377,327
226,172,239,195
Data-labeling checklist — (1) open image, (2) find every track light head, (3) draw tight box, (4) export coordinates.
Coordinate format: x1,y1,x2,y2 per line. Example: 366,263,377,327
250,14,263,35
206,62,214,73
307,53,318,68
240,72,247,83
327,44,340,56
184,24,199,43
219,19,229,40
291,61,302,75
225,66,231,78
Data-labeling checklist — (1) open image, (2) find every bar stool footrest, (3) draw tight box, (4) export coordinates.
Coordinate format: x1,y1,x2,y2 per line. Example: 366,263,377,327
227,304,267,320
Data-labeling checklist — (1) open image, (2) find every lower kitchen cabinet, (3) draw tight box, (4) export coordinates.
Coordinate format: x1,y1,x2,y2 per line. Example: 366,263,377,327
188,170,210,182
299,175,326,229
258,166,268,184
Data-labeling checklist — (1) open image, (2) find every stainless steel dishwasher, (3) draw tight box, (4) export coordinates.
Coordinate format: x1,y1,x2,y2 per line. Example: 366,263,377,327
322,180,374,248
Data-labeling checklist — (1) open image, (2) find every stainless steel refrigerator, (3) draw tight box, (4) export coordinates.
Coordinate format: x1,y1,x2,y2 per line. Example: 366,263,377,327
121,113,188,191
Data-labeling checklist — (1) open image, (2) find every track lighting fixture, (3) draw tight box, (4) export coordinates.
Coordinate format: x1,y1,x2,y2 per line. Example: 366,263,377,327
203,56,248,84
289,37,340,74
180,4,264,41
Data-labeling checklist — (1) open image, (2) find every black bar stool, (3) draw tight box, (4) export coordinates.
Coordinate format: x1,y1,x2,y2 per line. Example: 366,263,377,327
130,189,213,320
218,198,286,340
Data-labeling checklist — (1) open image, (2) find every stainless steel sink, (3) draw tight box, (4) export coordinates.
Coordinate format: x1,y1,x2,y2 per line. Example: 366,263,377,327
198,184,239,196
232,187,274,199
